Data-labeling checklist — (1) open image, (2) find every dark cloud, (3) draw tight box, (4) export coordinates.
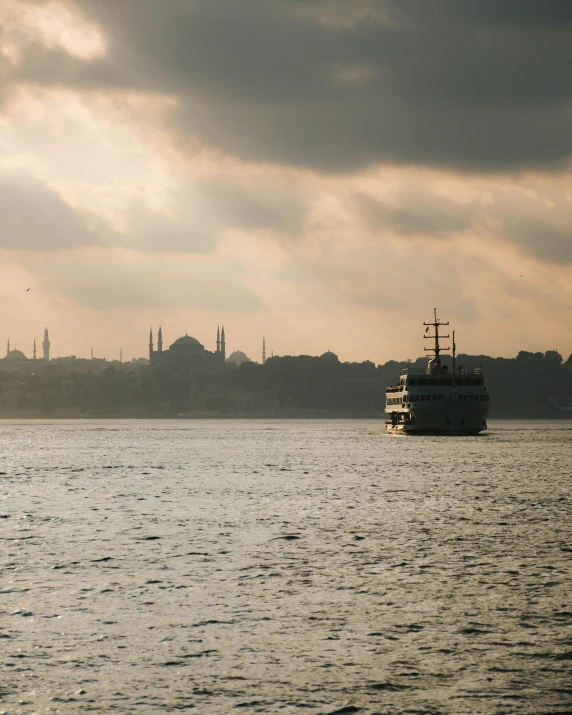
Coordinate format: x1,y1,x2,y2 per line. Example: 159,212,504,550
0,170,102,251
489,188,572,263
10,0,572,173
197,181,307,236
356,183,572,263
355,189,477,237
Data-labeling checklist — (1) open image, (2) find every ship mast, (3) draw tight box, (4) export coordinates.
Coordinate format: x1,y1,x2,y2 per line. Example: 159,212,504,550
423,308,450,369
452,330,457,397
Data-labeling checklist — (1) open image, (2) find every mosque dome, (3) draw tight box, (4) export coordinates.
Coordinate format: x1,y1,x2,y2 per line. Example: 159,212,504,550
5,349,27,361
320,350,339,362
226,350,250,366
169,334,204,351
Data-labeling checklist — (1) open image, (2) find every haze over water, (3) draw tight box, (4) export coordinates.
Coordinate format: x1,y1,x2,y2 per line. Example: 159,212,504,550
1,420,571,714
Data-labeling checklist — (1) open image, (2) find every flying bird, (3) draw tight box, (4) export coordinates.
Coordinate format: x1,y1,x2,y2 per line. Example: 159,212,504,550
26,288,30,291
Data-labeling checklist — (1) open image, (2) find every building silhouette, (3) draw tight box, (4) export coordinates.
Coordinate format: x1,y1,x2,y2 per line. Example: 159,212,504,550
2,328,52,367
227,350,250,366
149,326,227,370
43,327,50,361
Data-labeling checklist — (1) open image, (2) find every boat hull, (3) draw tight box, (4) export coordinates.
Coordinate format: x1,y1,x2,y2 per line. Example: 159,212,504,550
385,403,489,435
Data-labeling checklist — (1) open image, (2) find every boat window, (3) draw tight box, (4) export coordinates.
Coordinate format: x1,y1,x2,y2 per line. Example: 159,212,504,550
417,379,427,386
408,378,417,386
465,379,475,386
427,379,438,386
440,378,452,386
455,378,464,386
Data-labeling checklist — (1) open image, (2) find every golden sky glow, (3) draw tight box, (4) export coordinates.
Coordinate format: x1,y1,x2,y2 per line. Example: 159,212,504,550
1,0,572,362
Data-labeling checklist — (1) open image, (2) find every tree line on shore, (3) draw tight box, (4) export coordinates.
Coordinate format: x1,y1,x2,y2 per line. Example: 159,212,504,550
0,349,571,417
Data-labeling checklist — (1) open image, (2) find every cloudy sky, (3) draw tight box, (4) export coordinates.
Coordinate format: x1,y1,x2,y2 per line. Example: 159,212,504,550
1,0,572,362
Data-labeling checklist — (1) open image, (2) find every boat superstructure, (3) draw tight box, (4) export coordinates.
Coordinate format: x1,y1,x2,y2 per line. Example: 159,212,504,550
385,311,490,434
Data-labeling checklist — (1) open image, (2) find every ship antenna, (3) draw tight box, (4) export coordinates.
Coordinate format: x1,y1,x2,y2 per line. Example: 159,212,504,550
452,330,457,397
423,308,450,370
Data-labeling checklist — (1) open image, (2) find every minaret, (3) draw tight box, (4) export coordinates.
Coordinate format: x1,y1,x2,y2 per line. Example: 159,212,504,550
262,337,266,365
158,326,163,353
33,339,37,360
221,326,226,362
149,328,153,363
216,325,221,354
43,327,50,361
91,347,94,360
120,347,123,363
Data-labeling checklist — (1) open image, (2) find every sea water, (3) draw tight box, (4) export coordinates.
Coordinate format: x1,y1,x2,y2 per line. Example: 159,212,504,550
1,420,571,714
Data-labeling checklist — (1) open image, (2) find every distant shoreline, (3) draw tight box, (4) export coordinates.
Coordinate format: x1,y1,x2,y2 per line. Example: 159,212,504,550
0,413,570,421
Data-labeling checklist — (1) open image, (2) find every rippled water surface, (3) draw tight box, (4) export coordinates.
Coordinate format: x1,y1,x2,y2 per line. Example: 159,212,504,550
1,419,571,714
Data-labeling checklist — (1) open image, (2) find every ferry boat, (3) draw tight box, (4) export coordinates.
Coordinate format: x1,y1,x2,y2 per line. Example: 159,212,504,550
385,311,490,434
